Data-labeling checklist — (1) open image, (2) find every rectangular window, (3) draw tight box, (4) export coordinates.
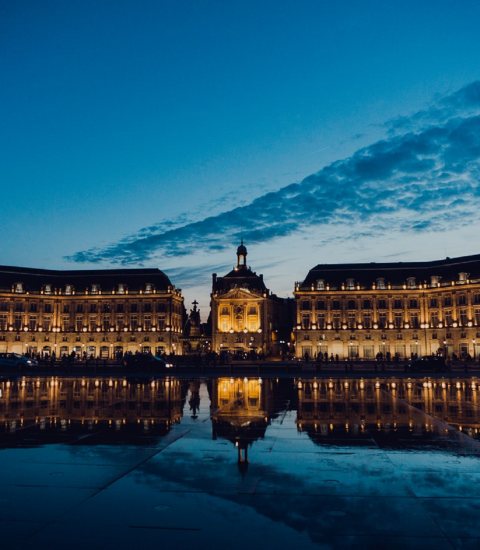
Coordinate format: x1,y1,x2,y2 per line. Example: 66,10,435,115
29,316,37,331
0,314,7,330
363,300,372,310
410,313,419,328
103,304,111,313
377,299,387,310
362,313,371,328
460,309,468,326
248,306,256,315
430,298,438,308
14,314,22,330
409,299,418,309
302,314,310,329
430,312,439,326
348,313,356,329
130,304,138,313
62,316,70,331
221,306,229,315
143,303,152,313
332,300,341,310
116,316,124,331
444,311,453,326
89,317,97,331
76,304,84,313
15,302,24,312
378,313,387,328
29,303,38,313
394,312,403,328
458,295,467,306
89,304,97,313
103,318,111,331
43,316,51,331
316,301,326,310
332,314,341,329
63,305,70,314
347,300,356,310
76,317,83,332
144,316,152,331
158,316,165,331
317,313,326,329
394,299,403,309
130,316,138,330
301,301,311,311
443,296,452,307
116,303,124,313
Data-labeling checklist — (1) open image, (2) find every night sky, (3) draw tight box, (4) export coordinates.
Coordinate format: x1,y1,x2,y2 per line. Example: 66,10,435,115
2,0,480,314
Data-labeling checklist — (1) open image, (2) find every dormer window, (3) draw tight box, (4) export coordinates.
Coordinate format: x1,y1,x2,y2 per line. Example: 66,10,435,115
14,282,24,293
65,284,73,295
145,283,153,294
407,277,416,289
316,279,325,290
91,284,99,295
458,272,469,283
430,275,441,287
376,278,386,290
117,284,126,294
44,284,52,295
346,278,355,290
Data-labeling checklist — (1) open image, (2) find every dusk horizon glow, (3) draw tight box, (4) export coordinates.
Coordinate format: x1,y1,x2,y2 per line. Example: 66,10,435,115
2,1,480,316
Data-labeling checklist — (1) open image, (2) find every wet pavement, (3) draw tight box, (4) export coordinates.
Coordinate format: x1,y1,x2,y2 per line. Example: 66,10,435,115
1,374,480,549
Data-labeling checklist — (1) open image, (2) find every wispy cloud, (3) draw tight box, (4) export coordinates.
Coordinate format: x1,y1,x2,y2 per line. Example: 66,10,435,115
66,82,480,266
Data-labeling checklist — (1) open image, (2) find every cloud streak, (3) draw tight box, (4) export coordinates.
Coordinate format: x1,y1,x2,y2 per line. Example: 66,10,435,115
67,81,480,265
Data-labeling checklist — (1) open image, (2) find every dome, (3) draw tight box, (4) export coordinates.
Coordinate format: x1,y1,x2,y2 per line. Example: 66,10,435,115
237,240,247,256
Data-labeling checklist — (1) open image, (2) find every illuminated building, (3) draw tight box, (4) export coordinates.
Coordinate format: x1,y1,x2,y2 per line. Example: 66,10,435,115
211,242,289,357
294,254,480,361
0,266,184,358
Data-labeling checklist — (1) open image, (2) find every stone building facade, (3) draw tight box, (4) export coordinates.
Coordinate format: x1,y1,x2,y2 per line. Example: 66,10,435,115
0,266,184,359
210,243,289,357
293,254,480,361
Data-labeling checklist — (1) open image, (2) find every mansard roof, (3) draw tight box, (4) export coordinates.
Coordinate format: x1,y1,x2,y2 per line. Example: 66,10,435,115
300,253,480,290
0,265,172,293
213,266,267,294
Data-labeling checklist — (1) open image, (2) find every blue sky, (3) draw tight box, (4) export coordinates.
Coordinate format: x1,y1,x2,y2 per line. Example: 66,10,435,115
2,1,480,314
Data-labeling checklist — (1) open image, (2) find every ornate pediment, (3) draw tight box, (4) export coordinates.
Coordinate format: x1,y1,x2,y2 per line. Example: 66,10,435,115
219,287,262,300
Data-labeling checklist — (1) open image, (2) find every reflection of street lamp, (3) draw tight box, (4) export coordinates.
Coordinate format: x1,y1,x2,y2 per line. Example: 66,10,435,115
473,339,476,361
348,341,353,361
443,340,447,359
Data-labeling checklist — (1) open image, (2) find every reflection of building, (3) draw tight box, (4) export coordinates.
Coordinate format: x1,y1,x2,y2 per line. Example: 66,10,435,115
0,266,184,359
211,243,289,357
294,254,480,361
296,377,480,443
0,376,184,439
211,377,272,471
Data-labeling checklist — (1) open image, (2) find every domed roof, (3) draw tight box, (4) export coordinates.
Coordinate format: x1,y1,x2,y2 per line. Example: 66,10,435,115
237,240,247,256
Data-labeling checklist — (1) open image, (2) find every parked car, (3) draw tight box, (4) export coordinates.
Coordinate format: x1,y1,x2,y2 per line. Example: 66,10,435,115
122,353,172,371
0,352,38,370
405,355,449,372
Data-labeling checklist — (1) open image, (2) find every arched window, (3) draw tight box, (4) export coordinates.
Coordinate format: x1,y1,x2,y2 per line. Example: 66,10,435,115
316,279,325,290
376,278,386,290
